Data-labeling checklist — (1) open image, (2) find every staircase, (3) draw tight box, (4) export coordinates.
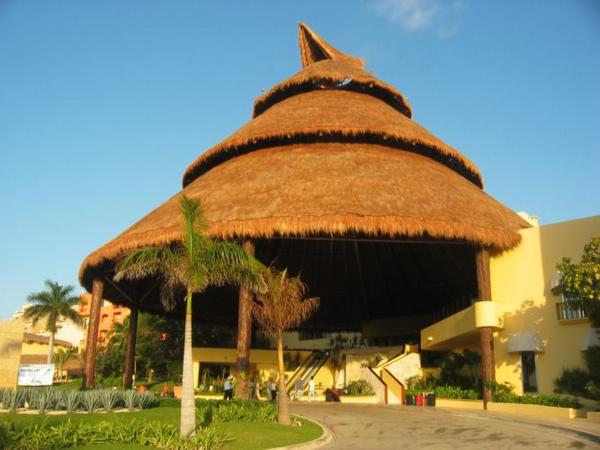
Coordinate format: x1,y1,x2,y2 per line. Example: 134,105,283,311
286,350,329,394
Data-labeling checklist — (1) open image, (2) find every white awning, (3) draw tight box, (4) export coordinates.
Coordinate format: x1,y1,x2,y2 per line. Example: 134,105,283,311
581,329,600,351
507,330,545,353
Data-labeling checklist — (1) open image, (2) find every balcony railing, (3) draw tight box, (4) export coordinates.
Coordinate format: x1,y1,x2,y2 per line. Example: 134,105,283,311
556,302,587,321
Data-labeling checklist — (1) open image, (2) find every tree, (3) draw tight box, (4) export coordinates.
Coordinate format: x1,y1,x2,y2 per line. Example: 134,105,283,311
252,268,319,425
552,237,600,393
552,237,600,327
114,195,262,437
24,280,83,364
97,312,186,383
327,348,345,389
53,347,78,382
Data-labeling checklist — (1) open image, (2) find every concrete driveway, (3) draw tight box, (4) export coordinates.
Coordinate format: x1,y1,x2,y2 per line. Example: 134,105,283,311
291,403,600,449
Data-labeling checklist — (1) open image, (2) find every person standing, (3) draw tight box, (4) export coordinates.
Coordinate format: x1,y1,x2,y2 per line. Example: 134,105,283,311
294,377,304,401
308,376,316,401
248,377,256,400
223,373,234,400
269,378,277,402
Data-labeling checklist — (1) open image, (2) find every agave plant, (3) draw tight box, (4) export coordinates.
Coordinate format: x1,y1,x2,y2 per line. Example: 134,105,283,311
136,392,156,409
34,388,55,414
100,390,119,411
81,390,100,414
0,388,9,409
7,389,25,412
64,389,80,413
124,390,137,410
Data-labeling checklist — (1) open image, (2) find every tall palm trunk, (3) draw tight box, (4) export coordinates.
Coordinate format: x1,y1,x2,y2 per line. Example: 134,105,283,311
47,332,55,364
180,290,196,437
277,333,291,425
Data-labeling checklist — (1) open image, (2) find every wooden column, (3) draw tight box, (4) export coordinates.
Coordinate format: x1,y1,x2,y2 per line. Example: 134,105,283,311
123,304,139,389
476,247,496,409
84,278,103,389
235,240,255,399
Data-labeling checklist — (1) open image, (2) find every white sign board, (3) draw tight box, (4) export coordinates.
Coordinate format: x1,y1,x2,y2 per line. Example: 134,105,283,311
18,364,55,386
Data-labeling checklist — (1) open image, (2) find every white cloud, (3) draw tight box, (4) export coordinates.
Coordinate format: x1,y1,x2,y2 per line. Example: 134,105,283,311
371,0,464,37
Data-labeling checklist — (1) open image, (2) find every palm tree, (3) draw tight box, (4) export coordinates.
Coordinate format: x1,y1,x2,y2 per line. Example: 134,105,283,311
114,195,263,437
53,347,77,382
24,280,83,364
327,348,345,388
252,268,319,425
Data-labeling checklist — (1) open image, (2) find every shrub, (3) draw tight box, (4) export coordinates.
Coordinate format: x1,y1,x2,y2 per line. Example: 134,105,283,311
585,380,600,400
345,379,375,396
434,385,479,399
555,368,590,396
487,380,581,408
196,399,277,424
2,419,232,450
584,346,600,383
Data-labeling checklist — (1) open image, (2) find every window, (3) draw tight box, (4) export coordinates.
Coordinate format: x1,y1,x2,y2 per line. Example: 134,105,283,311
556,296,587,321
521,351,538,393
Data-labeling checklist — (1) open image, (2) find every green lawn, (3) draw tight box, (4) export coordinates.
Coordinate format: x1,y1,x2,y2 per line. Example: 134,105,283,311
0,400,323,450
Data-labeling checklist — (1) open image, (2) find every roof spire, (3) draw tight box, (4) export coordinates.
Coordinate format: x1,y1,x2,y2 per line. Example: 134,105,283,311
298,22,364,68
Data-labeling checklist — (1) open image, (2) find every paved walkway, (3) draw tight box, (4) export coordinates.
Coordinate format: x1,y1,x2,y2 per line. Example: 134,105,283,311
291,403,600,449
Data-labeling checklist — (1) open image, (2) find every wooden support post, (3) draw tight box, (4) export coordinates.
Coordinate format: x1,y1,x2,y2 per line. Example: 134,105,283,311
476,247,496,409
123,304,139,389
84,278,103,389
235,240,255,399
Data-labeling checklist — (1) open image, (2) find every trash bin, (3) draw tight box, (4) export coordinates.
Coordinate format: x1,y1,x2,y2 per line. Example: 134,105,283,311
415,393,424,406
405,394,415,405
425,393,436,406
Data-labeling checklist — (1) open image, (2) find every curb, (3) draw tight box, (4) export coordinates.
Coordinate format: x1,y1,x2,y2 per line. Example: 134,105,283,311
268,414,334,450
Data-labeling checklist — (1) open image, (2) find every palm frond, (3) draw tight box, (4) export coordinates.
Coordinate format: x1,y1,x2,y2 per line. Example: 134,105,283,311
180,195,209,257
252,267,319,339
200,240,265,292
24,281,82,333
114,246,181,281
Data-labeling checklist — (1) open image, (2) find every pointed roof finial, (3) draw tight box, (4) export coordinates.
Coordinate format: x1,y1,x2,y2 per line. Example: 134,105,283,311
298,22,364,68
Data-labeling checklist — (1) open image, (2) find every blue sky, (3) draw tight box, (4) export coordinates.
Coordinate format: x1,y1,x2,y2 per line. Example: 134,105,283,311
0,1,598,319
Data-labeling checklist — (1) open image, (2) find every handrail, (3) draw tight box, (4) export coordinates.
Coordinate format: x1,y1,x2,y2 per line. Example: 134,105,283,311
285,351,316,389
381,368,405,404
366,366,388,405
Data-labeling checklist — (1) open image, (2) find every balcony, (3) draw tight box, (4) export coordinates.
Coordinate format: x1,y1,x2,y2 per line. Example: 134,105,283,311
556,301,587,322
421,302,503,351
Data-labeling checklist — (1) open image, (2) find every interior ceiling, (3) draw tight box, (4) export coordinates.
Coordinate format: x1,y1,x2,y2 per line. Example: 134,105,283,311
103,237,478,331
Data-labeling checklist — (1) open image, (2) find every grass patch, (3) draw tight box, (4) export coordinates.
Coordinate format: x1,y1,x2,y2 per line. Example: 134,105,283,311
0,400,323,450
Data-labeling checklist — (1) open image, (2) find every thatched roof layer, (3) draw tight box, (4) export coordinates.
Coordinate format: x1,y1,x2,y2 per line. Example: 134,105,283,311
252,59,413,119
183,90,481,188
80,143,527,290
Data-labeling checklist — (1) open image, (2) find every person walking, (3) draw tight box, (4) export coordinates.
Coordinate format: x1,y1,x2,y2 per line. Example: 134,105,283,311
223,373,234,400
308,376,316,401
294,377,304,401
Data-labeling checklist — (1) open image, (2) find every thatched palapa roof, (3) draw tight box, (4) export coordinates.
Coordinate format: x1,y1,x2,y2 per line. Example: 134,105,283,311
80,23,529,298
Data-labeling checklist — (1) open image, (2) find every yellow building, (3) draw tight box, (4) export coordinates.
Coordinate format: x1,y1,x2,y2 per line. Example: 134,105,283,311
422,215,600,395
